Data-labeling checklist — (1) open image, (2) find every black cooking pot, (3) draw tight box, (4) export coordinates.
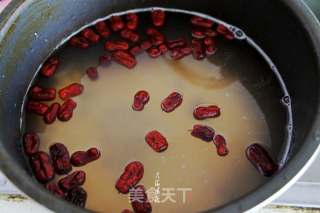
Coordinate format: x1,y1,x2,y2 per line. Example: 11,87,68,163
0,0,320,212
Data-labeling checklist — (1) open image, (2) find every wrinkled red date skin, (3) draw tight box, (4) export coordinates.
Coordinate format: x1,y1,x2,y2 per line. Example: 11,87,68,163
192,39,206,60
130,45,143,55
192,28,218,39
58,170,86,192
147,47,162,58
95,21,110,38
70,148,101,167
146,27,165,46
27,101,49,115
30,86,56,101
45,183,65,198
40,56,60,77
151,10,165,27
86,67,99,80
49,143,72,175
65,187,87,208
140,40,152,50
246,144,278,177
105,40,129,51
115,161,144,194
69,36,90,49
110,16,125,31
122,209,133,213
99,55,111,65
126,13,138,30
23,132,40,156
58,99,77,121
170,47,192,60
193,105,221,120
145,130,168,152
191,16,214,28
131,185,152,213
44,103,60,124
81,28,100,43
59,83,84,100
216,24,235,40
161,92,183,112
132,90,150,111
30,151,55,183
167,39,187,49
120,29,140,43
112,50,137,69
213,135,229,156
158,44,168,54
206,45,217,55
191,125,215,142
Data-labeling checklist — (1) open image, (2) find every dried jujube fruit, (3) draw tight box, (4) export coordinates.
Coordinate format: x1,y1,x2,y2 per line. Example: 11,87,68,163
45,182,65,198
23,132,40,156
59,83,84,100
115,161,144,194
30,86,56,101
161,92,183,112
30,151,55,183
130,185,152,213
191,125,215,142
40,56,60,77
213,135,229,156
246,144,278,177
193,105,221,120
58,99,77,122
65,187,87,207
145,130,168,152
132,90,150,111
58,170,86,192
27,101,49,115
49,143,72,175
70,148,101,167
44,103,60,124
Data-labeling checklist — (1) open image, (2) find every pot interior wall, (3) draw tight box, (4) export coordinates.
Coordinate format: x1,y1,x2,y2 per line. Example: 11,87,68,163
0,0,318,212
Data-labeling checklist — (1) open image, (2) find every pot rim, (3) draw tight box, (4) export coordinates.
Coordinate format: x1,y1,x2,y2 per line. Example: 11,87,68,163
0,0,319,212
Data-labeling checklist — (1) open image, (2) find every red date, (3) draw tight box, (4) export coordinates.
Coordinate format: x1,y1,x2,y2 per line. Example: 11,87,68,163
86,67,98,80
191,16,214,28
23,132,40,156
122,209,133,213
191,125,215,142
146,27,165,46
70,148,100,167
147,47,162,58
69,36,90,49
30,86,56,101
140,40,152,50
81,28,100,43
126,13,138,30
58,170,86,192
213,135,229,156
59,83,84,100
44,103,60,124
45,183,65,198
161,92,183,112
130,45,143,55
95,21,110,38
105,40,129,51
131,185,152,213
151,10,165,27
112,50,137,69
30,151,55,183
246,144,278,177
132,90,150,111
115,161,144,194
99,55,111,66
49,143,72,175
110,16,125,31
216,24,235,40
192,39,206,60
27,101,49,115
192,28,218,39
58,99,77,121
65,187,87,207
120,29,140,43
40,56,60,77
145,130,168,152
158,44,168,54
167,38,187,49
170,47,192,60
193,105,220,120
206,45,217,56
